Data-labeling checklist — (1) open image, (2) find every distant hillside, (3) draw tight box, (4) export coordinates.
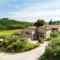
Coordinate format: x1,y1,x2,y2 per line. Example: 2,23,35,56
0,18,33,30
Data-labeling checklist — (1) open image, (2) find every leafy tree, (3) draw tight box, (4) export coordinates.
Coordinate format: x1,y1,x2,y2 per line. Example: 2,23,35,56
49,19,60,25
49,19,53,24
34,19,45,27
0,18,33,30
34,19,45,41
56,21,60,25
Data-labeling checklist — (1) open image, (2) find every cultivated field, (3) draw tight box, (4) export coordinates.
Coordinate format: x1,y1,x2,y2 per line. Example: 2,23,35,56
0,29,22,36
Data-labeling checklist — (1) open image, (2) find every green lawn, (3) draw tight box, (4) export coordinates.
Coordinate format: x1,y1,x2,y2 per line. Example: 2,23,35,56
0,29,22,36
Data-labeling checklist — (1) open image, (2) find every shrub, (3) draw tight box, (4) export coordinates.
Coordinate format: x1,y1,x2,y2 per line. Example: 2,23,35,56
39,38,60,60
47,37,53,41
38,54,47,60
39,32,60,60
50,32,59,38
13,32,20,36
0,35,6,39
25,43,38,50
0,34,38,53
6,41,25,53
45,39,60,60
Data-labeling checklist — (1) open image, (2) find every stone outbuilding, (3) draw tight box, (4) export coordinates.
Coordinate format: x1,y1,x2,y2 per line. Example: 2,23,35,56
21,26,52,41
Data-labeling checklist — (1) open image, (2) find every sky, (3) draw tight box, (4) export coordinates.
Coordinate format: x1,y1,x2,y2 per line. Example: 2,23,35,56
0,0,60,22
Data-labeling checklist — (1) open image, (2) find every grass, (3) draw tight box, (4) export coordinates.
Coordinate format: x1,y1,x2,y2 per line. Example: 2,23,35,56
25,43,38,50
0,29,22,36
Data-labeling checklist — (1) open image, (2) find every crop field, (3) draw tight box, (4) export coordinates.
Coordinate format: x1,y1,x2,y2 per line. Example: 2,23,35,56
0,29,22,36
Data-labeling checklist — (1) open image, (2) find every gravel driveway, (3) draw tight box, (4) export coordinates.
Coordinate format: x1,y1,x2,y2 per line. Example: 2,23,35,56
0,41,48,60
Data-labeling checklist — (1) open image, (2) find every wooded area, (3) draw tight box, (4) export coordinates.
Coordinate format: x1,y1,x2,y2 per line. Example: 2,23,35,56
0,18,33,30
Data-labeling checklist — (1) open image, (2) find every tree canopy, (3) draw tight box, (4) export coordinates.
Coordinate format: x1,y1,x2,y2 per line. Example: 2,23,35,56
34,19,45,27
49,19,60,25
0,18,33,30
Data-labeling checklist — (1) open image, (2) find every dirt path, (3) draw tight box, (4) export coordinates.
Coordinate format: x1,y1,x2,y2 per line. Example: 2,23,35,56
0,41,49,60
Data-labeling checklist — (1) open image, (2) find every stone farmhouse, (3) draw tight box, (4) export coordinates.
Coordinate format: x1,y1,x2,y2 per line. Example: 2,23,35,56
45,25,60,31
21,25,60,41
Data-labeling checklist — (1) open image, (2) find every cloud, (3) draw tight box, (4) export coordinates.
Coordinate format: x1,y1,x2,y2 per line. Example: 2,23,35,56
0,0,60,22
9,0,60,22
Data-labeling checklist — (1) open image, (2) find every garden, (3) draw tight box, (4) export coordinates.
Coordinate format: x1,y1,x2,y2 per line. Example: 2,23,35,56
39,31,60,60
0,29,22,36
0,32,39,53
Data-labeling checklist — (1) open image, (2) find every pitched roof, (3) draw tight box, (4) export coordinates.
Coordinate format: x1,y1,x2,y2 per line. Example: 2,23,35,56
41,25,60,30
48,25,60,28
